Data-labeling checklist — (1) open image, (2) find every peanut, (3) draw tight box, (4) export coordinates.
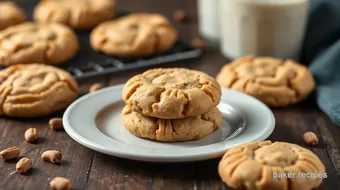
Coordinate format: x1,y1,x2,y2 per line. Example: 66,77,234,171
25,128,39,142
41,150,62,164
49,118,63,130
89,83,103,93
0,147,20,160
49,177,72,190
303,132,319,146
174,9,187,22
16,157,32,173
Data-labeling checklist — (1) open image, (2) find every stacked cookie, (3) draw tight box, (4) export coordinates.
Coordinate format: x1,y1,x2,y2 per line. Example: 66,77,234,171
121,68,223,142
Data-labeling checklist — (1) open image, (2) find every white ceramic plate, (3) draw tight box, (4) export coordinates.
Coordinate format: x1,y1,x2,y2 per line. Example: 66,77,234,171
63,84,275,162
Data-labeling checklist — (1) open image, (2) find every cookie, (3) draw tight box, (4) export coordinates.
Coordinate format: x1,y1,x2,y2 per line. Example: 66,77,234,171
122,68,221,119
0,22,79,66
34,0,116,29
0,2,25,30
216,56,315,107
121,105,222,142
218,141,325,190
0,64,78,117
90,13,177,57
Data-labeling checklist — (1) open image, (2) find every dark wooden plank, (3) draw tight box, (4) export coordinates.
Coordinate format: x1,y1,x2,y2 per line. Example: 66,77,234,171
88,155,196,190
313,114,340,178
0,118,94,190
193,159,228,190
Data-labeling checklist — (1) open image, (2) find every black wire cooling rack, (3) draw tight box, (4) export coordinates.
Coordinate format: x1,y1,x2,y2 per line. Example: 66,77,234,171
3,0,202,79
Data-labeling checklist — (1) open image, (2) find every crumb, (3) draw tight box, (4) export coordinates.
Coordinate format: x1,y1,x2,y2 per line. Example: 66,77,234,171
174,9,187,22
191,39,206,50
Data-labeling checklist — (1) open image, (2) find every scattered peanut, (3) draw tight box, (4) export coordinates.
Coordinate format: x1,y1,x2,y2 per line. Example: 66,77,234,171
25,128,39,142
16,157,32,173
41,150,62,164
303,132,319,146
49,177,72,190
191,38,206,50
174,9,187,22
0,147,20,160
49,118,63,130
89,83,103,93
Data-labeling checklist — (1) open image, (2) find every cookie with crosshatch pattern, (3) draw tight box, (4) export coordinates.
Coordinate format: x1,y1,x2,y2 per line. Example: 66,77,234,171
0,22,78,66
216,56,315,107
0,64,78,117
0,2,25,30
218,141,325,190
122,68,221,119
90,13,177,57
121,105,222,142
34,0,116,29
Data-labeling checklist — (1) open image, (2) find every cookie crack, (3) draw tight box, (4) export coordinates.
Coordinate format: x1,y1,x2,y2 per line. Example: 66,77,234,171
200,114,215,127
201,87,215,102
0,86,12,115
125,82,142,101
170,120,180,139
181,92,190,116
150,88,165,112
5,81,64,105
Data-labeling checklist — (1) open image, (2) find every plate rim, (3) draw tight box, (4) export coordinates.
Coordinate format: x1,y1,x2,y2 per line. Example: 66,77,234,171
63,84,275,162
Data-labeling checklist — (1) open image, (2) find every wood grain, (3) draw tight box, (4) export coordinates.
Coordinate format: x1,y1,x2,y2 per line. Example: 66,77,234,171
0,0,339,190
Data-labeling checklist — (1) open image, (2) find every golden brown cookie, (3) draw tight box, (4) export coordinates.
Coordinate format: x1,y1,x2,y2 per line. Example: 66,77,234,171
0,64,78,117
122,68,221,119
216,56,315,107
0,2,25,30
121,105,222,142
218,141,325,190
90,13,177,57
0,22,79,66
34,0,116,29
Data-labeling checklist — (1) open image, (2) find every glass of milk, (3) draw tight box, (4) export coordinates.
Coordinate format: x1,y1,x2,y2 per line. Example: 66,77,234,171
219,0,309,60
197,0,220,45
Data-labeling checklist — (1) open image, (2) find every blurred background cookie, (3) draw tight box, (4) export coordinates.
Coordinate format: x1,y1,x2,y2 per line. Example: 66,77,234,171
90,13,177,57
218,141,325,190
0,2,26,30
0,64,78,117
216,56,315,107
122,68,221,119
34,0,116,29
0,22,79,66
121,105,222,142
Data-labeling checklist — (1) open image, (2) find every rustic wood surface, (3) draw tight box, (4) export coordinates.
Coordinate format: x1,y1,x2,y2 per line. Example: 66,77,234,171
1,0,340,189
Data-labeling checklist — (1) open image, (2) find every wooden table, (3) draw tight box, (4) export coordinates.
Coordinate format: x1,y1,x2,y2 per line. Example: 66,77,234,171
1,0,340,189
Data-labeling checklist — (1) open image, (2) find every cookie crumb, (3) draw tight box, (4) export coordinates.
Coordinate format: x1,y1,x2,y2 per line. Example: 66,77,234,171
191,39,206,50
174,9,187,22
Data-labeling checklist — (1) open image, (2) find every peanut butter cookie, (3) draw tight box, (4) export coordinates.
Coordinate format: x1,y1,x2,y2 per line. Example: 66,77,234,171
122,68,221,119
216,56,315,107
121,105,222,142
0,2,25,30
0,64,78,117
218,141,325,190
34,0,116,29
0,22,79,66
90,13,177,57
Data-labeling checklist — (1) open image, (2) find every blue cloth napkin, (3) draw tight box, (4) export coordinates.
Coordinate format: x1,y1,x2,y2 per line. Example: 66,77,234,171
301,0,340,126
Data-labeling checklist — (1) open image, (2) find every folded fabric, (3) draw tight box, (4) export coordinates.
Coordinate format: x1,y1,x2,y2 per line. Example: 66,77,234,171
301,0,340,126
